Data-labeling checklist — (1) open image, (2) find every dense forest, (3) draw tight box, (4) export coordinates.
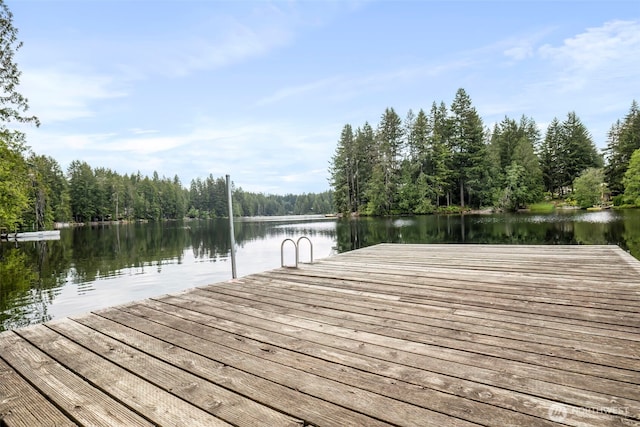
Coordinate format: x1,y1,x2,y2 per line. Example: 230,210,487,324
329,88,640,215
1,153,334,230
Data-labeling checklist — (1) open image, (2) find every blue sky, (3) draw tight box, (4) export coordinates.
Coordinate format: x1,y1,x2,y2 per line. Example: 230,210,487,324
10,0,640,194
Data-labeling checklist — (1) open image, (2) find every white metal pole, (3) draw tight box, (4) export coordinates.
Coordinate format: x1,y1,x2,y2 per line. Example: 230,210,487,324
226,174,237,279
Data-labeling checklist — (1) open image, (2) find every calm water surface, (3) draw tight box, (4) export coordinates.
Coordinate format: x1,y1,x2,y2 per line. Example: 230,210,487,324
2,210,639,331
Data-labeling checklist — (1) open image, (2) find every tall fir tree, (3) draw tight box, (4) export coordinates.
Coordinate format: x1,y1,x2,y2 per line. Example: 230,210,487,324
448,88,487,208
605,101,640,195
399,108,430,213
67,160,97,223
428,102,452,207
560,111,602,190
353,122,376,211
539,118,564,195
367,107,404,214
329,124,356,214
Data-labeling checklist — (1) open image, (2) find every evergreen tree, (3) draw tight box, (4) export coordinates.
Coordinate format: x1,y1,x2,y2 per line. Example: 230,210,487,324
560,112,602,190
364,108,404,215
605,101,640,195
329,124,355,214
353,122,376,211
539,118,564,195
428,102,452,207
399,108,432,213
489,115,543,208
25,155,70,228
67,160,97,222
448,88,487,208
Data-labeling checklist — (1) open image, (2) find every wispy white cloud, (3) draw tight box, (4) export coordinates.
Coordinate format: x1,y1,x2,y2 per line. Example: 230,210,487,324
23,118,336,193
163,21,292,77
255,76,343,106
539,20,640,72
499,29,555,62
21,68,127,123
255,59,474,107
113,2,302,79
129,128,159,135
535,20,640,95
504,44,534,61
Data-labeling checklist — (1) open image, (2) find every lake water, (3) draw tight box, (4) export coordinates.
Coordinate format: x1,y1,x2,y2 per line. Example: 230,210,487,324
2,209,639,331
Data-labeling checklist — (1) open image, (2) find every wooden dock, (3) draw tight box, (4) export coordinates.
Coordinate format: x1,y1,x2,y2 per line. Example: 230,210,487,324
1,244,639,426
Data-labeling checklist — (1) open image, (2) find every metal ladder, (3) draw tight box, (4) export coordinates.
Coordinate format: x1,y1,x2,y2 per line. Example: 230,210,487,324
280,236,313,268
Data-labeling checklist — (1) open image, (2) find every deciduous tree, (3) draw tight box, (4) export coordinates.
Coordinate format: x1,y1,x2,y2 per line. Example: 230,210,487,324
573,168,605,209
0,1,40,229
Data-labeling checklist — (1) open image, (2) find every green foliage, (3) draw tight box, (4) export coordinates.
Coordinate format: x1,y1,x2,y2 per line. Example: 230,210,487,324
436,205,465,214
0,2,40,229
623,149,640,206
494,162,531,211
67,160,97,222
539,118,563,195
0,2,39,129
329,89,585,216
449,88,487,208
489,115,544,211
573,168,605,209
0,135,29,228
562,113,603,185
605,101,640,195
64,163,191,222
328,91,640,217
329,89,496,216
188,181,333,218
372,107,405,214
613,194,625,206
24,155,70,229
414,197,435,214
528,202,555,213
539,113,601,196
329,124,355,215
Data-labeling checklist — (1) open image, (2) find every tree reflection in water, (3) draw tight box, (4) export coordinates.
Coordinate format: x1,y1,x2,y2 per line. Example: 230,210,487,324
2,210,639,331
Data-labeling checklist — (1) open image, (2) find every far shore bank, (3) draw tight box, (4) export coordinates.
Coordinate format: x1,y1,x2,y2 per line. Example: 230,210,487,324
50,204,636,229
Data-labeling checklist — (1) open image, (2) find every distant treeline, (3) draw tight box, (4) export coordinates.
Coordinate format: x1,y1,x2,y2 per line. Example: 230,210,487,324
1,153,333,230
329,88,640,215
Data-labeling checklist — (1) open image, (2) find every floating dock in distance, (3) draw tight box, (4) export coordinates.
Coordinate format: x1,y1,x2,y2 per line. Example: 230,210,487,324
0,244,639,426
0,230,60,242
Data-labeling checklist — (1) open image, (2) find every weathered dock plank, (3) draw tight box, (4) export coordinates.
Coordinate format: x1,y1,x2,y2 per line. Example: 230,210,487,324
154,289,640,412
0,332,153,427
0,358,76,427
1,244,639,426
44,319,303,427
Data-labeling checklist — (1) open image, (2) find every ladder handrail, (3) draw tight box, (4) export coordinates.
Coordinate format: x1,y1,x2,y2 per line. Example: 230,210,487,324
280,238,298,268
280,236,314,268
296,236,313,264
